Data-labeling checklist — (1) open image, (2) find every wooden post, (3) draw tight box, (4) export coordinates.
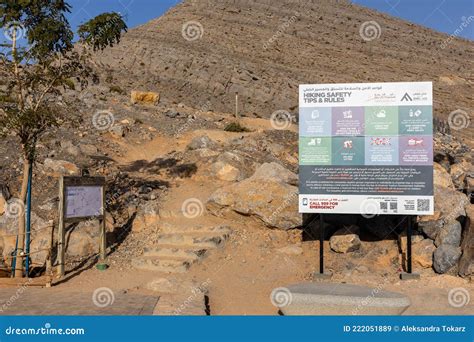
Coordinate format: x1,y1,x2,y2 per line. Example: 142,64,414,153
57,176,65,277
99,186,107,266
235,92,240,119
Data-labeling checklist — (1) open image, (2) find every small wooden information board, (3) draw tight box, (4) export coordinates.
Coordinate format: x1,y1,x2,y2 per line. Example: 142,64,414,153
58,176,106,277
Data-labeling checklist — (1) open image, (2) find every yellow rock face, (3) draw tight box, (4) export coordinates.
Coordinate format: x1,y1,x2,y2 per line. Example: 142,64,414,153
0,195,5,216
131,90,160,105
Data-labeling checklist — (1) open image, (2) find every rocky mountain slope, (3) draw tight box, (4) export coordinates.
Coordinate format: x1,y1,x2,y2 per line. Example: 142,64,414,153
94,0,473,127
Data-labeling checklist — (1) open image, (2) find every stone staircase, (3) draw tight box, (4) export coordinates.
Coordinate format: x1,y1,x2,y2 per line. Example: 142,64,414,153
132,224,231,273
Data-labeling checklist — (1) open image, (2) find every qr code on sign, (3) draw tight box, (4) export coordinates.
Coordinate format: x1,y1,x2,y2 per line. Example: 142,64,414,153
380,202,387,210
417,199,430,211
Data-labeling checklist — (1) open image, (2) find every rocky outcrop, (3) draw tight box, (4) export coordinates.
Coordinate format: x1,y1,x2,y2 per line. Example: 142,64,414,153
0,208,52,268
132,201,160,232
207,163,301,229
130,90,159,105
91,0,473,147
459,207,474,277
433,244,462,274
330,225,361,253
41,158,80,176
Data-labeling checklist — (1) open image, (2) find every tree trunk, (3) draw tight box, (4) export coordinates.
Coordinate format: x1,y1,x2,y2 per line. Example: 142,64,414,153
14,157,30,278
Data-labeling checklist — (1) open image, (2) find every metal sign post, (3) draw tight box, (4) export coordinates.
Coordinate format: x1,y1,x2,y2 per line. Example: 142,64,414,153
400,215,420,280
314,214,332,279
57,176,106,277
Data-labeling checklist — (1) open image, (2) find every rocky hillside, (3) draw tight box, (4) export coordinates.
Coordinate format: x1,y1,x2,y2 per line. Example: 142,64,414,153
94,0,473,127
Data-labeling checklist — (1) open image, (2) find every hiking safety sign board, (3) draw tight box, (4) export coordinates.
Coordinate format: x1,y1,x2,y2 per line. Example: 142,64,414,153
298,82,434,215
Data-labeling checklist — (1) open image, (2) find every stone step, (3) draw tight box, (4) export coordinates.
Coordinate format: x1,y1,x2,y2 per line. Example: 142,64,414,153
155,233,228,249
131,256,194,273
143,247,207,261
159,224,231,236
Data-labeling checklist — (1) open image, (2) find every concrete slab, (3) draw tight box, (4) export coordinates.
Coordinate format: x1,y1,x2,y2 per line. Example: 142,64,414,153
312,272,333,280
400,273,420,280
279,283,411,315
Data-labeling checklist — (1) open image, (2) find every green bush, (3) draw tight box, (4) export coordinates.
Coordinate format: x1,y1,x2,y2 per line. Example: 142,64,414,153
224,122,251,132
109,85,124,94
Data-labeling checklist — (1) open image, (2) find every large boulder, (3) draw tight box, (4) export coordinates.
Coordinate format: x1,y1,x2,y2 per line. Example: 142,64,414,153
418,219,444,240
432,186,469,222
251,162,298,185
0,209,52,267
207,163,301,229
65,220,101,258
433,162,454,189
459,206,474,277
433,244,462,274
211,161,242,182
187,135,218,150
434,220,462,247
413,239,436,268
210,152,248,182
329,225,361,253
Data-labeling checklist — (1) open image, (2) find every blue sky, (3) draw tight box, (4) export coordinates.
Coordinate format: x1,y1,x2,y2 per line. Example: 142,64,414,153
63,0,473,40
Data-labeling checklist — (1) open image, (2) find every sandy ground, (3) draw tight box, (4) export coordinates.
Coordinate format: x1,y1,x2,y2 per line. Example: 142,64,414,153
0,115,461,316
47,122,474,316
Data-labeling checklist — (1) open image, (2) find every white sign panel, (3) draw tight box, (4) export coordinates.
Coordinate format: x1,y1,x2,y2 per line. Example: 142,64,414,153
65,186,103,219
299,82,434,215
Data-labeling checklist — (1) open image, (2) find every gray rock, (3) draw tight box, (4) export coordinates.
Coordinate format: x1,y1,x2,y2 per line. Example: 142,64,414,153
187,135,217,150
210,161,243,182
165,109,180,118
330,225,361,253
434,220,462,247
79,144,99,155
433,244,462,274
60,140,80,156
418,219,444,240
433,186,469,221
459,207,474,277
278,283,410,315
251,162,298,185
65,220,101,257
